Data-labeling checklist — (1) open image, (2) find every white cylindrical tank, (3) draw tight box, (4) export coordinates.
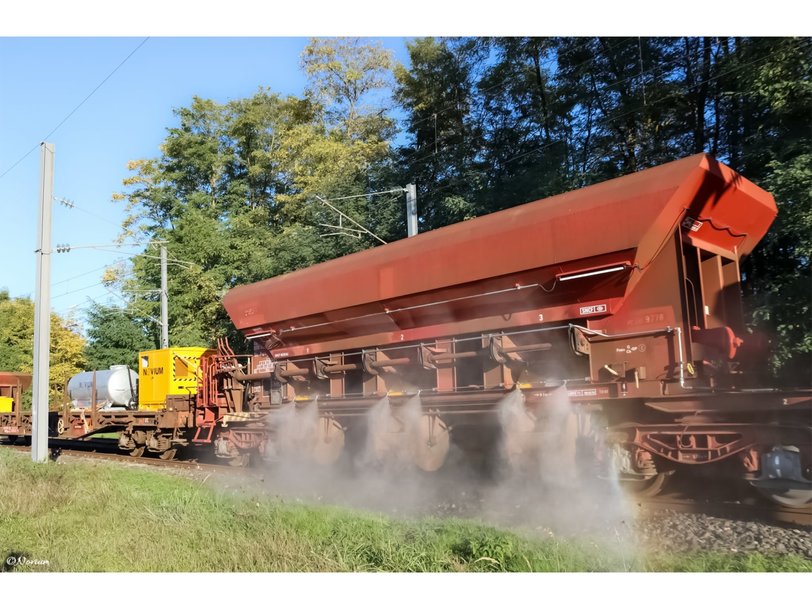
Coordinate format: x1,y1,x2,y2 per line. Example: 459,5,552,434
67,365,138,409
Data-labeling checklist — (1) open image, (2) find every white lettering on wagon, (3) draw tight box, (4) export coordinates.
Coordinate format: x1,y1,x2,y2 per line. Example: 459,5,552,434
252,358,274,373
579,304,607,315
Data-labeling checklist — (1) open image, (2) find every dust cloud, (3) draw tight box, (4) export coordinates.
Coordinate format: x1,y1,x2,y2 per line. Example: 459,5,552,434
243,388,637,553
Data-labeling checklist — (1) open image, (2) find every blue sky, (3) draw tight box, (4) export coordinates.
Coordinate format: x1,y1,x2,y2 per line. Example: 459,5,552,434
0,37,411,327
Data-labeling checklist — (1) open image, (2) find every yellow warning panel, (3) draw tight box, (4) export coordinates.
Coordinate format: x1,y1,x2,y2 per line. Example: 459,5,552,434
0,396,13,413
137,347,214,410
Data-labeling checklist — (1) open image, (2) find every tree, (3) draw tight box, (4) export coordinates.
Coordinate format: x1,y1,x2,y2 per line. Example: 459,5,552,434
0,290,86,402
732,38,812,381
395,38,487,230
301,37,395,139
104,39,400,352
98,36,810,382
83,303,156,370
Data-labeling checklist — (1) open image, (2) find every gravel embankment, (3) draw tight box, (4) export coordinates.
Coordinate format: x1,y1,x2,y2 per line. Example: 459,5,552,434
634,509,812,559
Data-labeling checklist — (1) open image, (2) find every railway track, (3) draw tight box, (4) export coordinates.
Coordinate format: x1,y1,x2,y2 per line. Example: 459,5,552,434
638,493,812,528
630,472,812,527
4,441,809,528
3,442,245,475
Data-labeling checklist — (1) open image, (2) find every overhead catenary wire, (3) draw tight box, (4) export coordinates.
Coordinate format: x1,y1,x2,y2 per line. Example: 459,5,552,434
101,286,162,325
52,258,128,286
322,188,405,202
52,280,107,300
55,196,123,229
52,240,194,308
88,248,199,269
77,301,160,329
315,195,388,244
0,37,150,183
53,241,156,252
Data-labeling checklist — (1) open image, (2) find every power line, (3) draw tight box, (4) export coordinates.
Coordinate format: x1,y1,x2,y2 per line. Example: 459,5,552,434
0,37,150,183
53,241,158,253
87,247,198,269
101,286,162,325
55,196,123,228
52,280,107,300
315,195,388,244
52,258,128,286
324,188,405,201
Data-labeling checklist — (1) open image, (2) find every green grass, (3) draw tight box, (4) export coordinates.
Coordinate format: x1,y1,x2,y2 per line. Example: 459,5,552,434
0,447,809,573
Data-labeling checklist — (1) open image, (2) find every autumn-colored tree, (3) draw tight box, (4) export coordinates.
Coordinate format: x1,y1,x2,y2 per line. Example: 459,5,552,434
0,289,86,403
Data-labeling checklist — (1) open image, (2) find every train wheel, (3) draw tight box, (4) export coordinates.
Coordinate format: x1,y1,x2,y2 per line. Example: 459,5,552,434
750,482,812,508
501,402,538,471
311,417,345,466
366,406,450,472
413,413,450,472
608,444,671,498
749,447,812,507
620,473,669,498
129,447,145,458
229,453,251,467
158,448,177,461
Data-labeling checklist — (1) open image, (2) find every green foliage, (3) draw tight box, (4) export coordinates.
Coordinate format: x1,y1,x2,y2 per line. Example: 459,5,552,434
734,40,812,381
83,303,156,370
98,40,401,351
452,532,517,571
394,37,487,231
301,37,395,139
0,290,86,402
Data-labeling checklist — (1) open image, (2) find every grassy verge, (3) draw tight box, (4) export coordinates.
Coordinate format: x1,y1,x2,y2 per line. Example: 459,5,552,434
0,448,808,572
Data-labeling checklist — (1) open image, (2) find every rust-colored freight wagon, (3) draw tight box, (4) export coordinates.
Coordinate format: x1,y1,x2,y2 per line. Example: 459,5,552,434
219,153,810,504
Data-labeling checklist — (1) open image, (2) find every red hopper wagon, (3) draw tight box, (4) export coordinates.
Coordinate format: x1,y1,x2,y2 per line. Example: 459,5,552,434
218,153,811,505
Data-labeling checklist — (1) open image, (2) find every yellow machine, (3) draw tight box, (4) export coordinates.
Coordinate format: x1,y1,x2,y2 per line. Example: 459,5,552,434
137,347,213,410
